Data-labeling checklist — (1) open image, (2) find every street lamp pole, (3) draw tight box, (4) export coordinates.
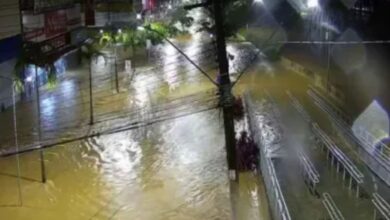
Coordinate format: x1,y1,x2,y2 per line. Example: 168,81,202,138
89,58,94,125
34,66,46,183
0,75,23,205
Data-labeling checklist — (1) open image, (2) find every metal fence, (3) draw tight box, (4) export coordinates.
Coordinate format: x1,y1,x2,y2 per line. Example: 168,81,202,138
308,87,390,186
244,92,292,220
372,193,390,220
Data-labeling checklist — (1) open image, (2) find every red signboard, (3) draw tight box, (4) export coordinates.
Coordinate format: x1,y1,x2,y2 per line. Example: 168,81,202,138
24,5,81,42
44,10,67,38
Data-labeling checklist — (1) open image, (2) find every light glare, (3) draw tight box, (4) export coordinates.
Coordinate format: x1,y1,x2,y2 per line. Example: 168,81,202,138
307,0,318,8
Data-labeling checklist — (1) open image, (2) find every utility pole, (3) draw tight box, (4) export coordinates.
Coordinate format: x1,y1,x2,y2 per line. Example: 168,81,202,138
211,1,239,218
212,0,238,182
183,0,237,180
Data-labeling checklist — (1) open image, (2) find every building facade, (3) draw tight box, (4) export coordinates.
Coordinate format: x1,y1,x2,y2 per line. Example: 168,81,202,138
20,0,87,98
0,0,22,110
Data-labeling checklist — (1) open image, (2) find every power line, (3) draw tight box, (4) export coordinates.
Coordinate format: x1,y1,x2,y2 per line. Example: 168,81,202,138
0,87,219,148
1,94,218,157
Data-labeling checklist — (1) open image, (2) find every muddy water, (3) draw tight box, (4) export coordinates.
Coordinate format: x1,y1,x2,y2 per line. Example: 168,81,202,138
0,32,273,220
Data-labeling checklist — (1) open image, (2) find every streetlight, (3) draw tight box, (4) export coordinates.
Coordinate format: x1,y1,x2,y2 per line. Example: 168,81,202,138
0,75,23,206
307,0,319,8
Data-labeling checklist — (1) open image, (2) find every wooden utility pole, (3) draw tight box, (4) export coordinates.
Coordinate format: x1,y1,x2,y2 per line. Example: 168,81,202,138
183,0,238,180
184,0,237,181
212,0,238,181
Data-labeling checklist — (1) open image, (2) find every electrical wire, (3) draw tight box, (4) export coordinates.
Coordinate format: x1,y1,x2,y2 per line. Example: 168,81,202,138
0,94,219,157
0,59,218,117
0,85,219,150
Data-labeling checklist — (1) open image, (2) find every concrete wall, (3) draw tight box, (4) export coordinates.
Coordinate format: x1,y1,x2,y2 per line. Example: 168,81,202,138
0,0,21,40
0,59,19,110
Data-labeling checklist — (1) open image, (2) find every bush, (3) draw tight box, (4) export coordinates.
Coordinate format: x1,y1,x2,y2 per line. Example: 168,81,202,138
236,131,259,171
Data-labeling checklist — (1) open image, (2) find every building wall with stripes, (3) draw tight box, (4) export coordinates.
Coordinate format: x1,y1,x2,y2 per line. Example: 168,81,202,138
0,0,22,63
0,1,22,109
0,1,21,40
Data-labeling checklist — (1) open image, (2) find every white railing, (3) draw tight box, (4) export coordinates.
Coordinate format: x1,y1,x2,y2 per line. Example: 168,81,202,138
322,193,345,220
308,87,390,185
313,123,365,195
244,92,292,220
298,150,320,185
372,193,390,220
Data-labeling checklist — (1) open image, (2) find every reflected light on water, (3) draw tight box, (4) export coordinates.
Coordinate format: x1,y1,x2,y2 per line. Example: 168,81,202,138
92,132,142,183
133,68,159,107
41,96,56,117
163,44,180,90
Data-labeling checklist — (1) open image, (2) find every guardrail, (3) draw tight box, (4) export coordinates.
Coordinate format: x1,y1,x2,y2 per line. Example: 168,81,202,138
244,92,292,220
322,193,345,220
313,123,364,197
372,193,390,220
308,87,390,186
298,150,320,193
287,90,366,198
286,90,311,123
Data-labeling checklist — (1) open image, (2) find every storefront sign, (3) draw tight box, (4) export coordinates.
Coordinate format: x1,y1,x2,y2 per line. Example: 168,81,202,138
23,5,81,42
45,10,67,38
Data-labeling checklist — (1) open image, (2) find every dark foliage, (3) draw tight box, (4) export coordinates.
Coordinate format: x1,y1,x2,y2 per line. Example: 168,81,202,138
236,131,259,171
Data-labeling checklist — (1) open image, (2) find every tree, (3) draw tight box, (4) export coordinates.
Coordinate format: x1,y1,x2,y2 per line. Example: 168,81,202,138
13,42,59,92
170,7,194,31
198,0,253,38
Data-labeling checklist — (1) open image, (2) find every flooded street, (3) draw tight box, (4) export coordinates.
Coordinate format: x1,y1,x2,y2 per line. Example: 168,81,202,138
1,8,389,219
0,28,271,219
1,31,389,218
1,0,390,219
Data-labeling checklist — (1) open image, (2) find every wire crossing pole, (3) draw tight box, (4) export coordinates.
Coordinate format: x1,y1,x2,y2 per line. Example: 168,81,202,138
212,0,238,182
35,65,46,183
211,1,239,218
